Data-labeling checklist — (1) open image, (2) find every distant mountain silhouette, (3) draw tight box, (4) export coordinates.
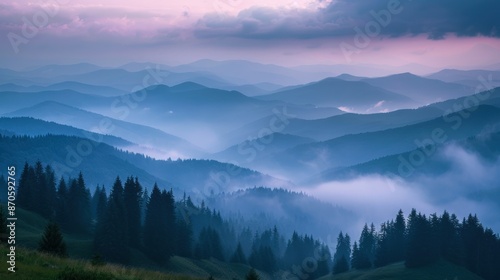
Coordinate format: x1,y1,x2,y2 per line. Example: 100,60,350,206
0,117,131,147
427,69,500,88
5,101,204,158
362,73,474,104
0,81,126,96
213,132,315,165
267,105,500,180
257,77,417,112
0,133,288,194
315,130,500,183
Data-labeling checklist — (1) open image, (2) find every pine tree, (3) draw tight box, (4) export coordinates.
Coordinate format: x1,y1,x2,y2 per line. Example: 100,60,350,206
438,211,464,265
351,241,360,269
354,224,376,269
55,177,69,229
18,162,36,211
140,188,149,226
124,177,142,247
42,164,56,218
197,226,224,260
316,244,332,277
283,231,302,269
249,245,276,273
38,222,67,257
333,232,351,274
175,217,193,257
94,177,129,264
272,226,285,257
246,268,260,280
374,222,392,268
405,213,436,268
230,242,247,264
162,189,176,257
143,184,176,264
391,209,406,262
67,173,91,233
33,161,47,216
461,214,484,274
95,186,107,225
91,185,101,221
333,256,349,274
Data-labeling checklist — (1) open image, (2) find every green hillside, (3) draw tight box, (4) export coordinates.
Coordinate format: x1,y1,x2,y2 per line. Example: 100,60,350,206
0,245,204,280
318,261,484,280
0,205,272,280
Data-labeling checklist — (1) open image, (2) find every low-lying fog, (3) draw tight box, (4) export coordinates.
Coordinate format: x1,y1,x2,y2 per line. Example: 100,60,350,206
300,144,500,238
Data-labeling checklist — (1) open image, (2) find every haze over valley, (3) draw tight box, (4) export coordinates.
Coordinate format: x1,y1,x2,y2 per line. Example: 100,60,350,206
1,0,500,279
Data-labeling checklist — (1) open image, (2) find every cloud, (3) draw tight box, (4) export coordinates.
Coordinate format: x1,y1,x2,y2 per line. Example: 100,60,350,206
302,144,500,237
0,1,499,68
5,0,497,46
0,3,187,46
194,0,500,40
302,175,434,235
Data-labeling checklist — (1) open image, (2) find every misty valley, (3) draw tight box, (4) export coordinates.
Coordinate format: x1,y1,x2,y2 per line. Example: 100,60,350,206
0,60,499,280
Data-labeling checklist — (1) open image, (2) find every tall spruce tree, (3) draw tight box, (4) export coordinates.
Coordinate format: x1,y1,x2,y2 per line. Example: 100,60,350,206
351,241,360,269
124,177,142,247
175,217,193,257
316,244,332,277
438,211,464,265
194,226,224,260
94,177,129,264
461,214,483,274
353,224,376,269
405,213,436,268
230,242,247,264
249,245,276,273
42,164,56,219
95,186,107,226
18,163,35,211
143,184,176,264
91,185,101,221
67,173,91,233
162,189,176,258
333,232,351,274
33,161,47,216
55,178,69,229
391,210,406,262
374,222,392,268
38,221,67,257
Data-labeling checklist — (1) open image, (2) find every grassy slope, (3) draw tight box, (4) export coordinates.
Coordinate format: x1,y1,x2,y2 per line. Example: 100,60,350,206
318,261,484,280
0,245,203,280
0,205,272,280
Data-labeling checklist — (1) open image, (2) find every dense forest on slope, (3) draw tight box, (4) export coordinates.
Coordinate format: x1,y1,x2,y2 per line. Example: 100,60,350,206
1,162,499,279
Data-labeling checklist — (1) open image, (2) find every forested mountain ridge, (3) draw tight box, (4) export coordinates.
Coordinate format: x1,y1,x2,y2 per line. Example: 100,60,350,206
0,134,286,193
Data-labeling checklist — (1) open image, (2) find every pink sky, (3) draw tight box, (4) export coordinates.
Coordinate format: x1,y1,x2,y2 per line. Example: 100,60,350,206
1,0,499,70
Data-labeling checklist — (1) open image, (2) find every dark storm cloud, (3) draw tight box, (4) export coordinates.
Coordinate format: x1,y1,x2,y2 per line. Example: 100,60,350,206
194,0,500,40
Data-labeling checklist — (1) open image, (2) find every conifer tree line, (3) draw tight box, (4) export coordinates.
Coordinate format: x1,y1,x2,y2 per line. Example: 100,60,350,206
14,161,332,274
12,161,500,279
333,209,500,280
